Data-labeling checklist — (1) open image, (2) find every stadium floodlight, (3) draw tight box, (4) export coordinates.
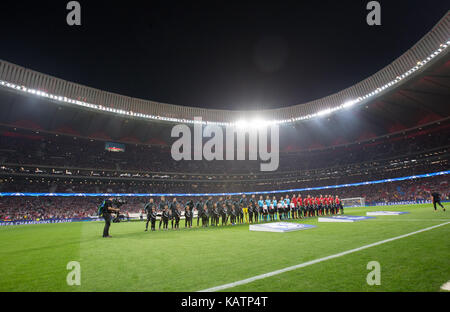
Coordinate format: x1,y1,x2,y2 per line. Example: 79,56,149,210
251,118,266,129
235,119,248,129
342,99,357,108
317,108,332,117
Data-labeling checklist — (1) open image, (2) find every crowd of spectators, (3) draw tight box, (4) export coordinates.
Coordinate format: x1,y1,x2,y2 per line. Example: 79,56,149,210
1,124,448,175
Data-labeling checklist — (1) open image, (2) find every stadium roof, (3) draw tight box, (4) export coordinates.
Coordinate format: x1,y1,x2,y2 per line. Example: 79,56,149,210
0,12,449,126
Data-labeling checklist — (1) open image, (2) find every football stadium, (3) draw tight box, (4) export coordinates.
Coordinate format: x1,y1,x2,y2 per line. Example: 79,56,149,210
0,4,449,296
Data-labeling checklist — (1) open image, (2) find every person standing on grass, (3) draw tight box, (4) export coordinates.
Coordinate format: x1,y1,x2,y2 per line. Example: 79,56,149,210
269,196,276,221
185,206,193,228
239,194,249,224
144,198,155,232
335,195,343,215
225,196,233,224
235,198,242,224
292,194,297,219
250,194,257,223
213,203,221,226
169,198,178,229
297,194,304,218
264,195,271,222
285,195,291,219
277,197,283,220
158,196,167,227
195,197,203,227
148,207,157,231
330,195,336,215
258,195,264,222
201,204,209,227
230,204,237,225
173,205,181,229
205,196,213,225
185,199,194,219
101,197,120,238
306,195,313,217
160,205,170,230
431,192,446,212
220,203,227,226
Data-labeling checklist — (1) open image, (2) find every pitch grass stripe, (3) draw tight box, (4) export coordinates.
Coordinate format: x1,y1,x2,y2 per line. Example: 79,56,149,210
198,222,450,292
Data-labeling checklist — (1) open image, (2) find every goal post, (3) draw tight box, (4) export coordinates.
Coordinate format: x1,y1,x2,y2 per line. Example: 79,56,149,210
341,197,365,208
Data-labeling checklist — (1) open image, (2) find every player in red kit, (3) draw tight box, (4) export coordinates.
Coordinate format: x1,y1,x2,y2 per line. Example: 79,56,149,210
315,196,321,216
328,195,336,214
297,194,304,218
318,195,324,216
292,195,298,219
335,195,343,214
305,195,311,217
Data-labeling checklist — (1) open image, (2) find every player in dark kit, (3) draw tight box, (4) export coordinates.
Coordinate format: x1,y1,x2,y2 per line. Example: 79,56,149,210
158,196,167,229
195,197,203,226
185,206,193,228
160,205,170,230
169,198,178,229
211,203,220,226
185,199,194,213
248,199,254,223
225,196,233,224
431,192,446,212
147,207,157,231
201,204,209,227
205,197,213,225
230,204,237,225
173,206,181,229
159,196,167,212
220,203,227,226
144,198,155,231
215,197,223,225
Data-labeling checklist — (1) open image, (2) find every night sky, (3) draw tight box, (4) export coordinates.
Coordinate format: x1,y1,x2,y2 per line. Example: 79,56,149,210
0,1,448,110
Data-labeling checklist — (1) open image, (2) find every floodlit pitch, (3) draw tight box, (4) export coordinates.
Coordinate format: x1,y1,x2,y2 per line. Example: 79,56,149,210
0,203,448,292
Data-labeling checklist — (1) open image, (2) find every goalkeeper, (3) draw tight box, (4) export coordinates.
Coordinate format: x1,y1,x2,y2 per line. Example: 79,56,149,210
240,195,249,224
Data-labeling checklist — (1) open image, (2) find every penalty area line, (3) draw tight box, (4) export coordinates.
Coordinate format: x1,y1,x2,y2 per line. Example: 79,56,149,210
198,221,450,292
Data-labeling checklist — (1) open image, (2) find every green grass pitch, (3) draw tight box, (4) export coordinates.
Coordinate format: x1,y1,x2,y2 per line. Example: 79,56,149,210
0,204,448,292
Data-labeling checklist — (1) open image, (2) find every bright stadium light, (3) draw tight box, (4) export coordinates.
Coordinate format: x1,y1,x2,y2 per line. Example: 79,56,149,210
317,108,333,117
235,119,248,129
342,100,356,108
251,118,266,129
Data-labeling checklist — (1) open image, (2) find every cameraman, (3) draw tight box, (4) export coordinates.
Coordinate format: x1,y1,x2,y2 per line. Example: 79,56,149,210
102,197,120,238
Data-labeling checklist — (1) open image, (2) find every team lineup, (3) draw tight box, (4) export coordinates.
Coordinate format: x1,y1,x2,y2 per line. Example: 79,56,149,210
99,194,344,236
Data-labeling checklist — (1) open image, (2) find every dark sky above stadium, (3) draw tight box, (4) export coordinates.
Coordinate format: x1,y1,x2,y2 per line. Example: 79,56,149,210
0,1,448,110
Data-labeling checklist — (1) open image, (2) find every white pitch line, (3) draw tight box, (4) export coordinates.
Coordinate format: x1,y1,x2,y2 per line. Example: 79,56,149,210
198,221,450,292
